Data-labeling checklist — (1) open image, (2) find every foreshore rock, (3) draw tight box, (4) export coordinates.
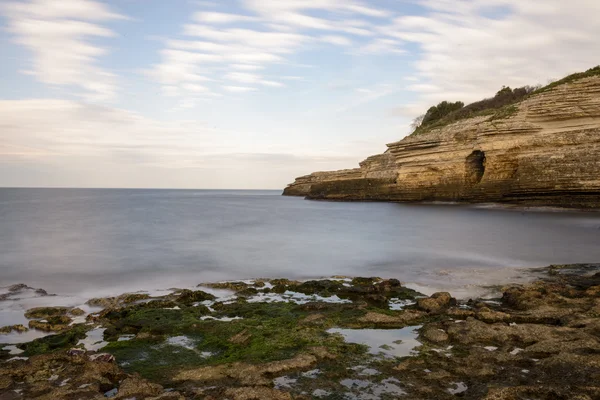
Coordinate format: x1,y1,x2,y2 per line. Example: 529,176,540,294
3,264,600,399
283,74,600,208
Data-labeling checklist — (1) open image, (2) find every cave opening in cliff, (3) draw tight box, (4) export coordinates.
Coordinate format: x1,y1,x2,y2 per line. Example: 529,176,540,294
465,150,486,185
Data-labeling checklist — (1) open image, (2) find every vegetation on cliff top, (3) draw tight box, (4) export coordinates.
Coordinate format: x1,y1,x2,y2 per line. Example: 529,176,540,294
410,65,600,136
411,86,536,136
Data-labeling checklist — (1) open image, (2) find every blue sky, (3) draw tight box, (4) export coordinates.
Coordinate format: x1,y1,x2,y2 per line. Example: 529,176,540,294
1,0,599,189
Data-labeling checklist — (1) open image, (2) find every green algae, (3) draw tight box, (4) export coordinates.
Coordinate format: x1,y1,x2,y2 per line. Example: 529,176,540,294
17,324,90,356
172,289,215,305
24,306,71,319
100,299,378,383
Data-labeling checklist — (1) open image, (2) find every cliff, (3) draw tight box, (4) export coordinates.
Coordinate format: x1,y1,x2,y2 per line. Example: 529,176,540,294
283,71,600,208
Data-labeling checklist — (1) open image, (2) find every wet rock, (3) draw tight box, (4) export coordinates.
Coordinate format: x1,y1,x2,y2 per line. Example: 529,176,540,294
173,289,216,305
422,327,449,343
28,315,72,332
8,283,30,292
0,324,29,334
18,325,89,356
502,285,548,310
202,281,252,291
114,376,163,399
0,375,13,390
351,277,381,286
69,308,86,316
525,338,600,355
269,279,299,287
296,280,344,295
174,354,318,386
237,287,259,297
223,386,292,400
476,308,512,323
446,307,475,318
417,292,456,313
356,310,425,327
87,293,151,309
482,386,600,400
24,307,70,319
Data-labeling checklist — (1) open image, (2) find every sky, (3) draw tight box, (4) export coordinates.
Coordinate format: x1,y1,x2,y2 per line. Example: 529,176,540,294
1,0,599,189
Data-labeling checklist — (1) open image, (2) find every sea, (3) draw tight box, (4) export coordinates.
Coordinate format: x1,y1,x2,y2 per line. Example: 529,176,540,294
1,188,600,330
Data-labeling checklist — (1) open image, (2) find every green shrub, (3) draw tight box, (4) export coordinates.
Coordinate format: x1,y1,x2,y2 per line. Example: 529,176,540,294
421,101,465,125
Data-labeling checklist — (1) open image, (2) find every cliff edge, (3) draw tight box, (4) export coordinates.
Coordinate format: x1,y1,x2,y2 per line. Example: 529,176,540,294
283,68,600,208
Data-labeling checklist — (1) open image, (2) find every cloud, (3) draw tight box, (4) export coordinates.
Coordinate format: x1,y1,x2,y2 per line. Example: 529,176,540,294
225,72,261,84
0,99,359,188
1,0,126,101
231,64,265,71
356,38,405,55
149,0,400,104
382,0,600,116
223,86,257,93
192,11,258,24
321,35,353,46
260,80,284,88
224,72,284,87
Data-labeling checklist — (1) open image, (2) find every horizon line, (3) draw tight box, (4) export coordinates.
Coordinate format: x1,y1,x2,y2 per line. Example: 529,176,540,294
0,186,283,191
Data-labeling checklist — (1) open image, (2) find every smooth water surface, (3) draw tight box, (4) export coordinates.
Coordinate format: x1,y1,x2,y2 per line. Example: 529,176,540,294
1,188,600,298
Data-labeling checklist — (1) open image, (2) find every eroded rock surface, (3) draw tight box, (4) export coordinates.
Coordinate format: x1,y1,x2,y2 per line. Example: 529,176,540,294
3,265,600,399
284,74,600,208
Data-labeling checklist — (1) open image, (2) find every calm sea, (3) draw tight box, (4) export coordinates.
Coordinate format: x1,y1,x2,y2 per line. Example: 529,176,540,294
1,188,600,297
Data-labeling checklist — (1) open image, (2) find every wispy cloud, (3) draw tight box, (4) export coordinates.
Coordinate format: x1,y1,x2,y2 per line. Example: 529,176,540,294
1,0,126,101
382,0,600,117
148,0,401,104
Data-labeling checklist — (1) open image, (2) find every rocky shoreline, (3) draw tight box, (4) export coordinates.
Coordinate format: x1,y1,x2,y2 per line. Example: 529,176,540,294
2,264,600,399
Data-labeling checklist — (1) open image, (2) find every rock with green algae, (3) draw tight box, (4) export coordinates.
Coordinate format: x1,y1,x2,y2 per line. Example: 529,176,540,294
86,293,152,308
5,269,600,399
171,289,215,305
28,315,72,332
24,306,71,319
17,324,90,356
0,349,185,400
0,324,28,334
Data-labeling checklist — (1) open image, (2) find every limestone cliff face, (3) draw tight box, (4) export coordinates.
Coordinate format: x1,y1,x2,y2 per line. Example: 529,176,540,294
283,76,600,208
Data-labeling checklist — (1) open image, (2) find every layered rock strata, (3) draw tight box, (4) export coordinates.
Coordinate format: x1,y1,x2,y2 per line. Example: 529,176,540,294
284,75,600,208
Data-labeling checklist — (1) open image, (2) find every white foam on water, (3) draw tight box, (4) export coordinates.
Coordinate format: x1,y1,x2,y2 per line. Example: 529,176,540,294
6,356,28,362
389,298,416,310
273,376,297,389
448,382,468,395
2,345,24,355
312,389,330,398
301,369,320,378
200,316,242,321
166,335,196,350
247,290,351,305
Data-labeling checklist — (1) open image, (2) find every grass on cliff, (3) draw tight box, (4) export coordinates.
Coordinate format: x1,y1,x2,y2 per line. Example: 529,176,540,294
533,65,600,94
410,65,600,137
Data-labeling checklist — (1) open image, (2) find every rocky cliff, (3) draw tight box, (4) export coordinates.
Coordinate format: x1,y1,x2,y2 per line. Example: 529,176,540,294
283,73,600,208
